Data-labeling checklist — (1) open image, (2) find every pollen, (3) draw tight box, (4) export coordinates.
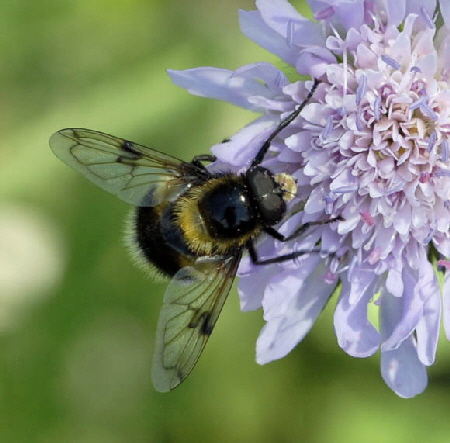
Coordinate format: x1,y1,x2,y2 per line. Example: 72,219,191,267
273,173,297,202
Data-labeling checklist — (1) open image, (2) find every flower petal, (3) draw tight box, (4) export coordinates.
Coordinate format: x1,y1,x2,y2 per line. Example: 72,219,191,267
239,10,295,65
384,0,406,27
168,65,280,111
308,0,368,31
442,270,450,340
257,0,324,46
210,115,276,166
415,262,440,365
381,265,422,351
256,260,335,364
379,289,428,397
380,338,428,398
334,267,380,357
441,0,450,28
238,262,280,312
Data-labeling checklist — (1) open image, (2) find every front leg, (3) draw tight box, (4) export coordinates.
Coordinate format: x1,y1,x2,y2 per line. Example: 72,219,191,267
190,154,217,169
247,241,318,266
250,79,321,167
264,216,342,243
247,216,342,265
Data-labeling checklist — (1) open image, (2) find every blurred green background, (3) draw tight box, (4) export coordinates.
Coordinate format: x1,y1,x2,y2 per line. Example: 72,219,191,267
2,1,450,442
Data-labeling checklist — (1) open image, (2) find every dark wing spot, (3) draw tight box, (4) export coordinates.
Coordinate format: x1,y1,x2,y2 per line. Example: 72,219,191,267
189,311,214,336
200,312,214,336
118,141,142,163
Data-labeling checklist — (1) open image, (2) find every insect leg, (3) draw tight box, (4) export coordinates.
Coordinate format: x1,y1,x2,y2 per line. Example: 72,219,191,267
263,216,342,243
247,216,341,266
250,78,321,167
191,154,217,169
247,241,319,266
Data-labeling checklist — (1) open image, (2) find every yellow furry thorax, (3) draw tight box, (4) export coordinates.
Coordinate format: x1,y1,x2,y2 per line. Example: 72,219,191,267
174,176,261,256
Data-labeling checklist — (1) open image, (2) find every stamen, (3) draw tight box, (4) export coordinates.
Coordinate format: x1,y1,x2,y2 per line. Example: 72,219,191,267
333,185,358,194
410,96,427,111
410,66,421,73
368,12,378,30
420,102,439,121
343,46,348,103
423,228,434,244
347,256,357,276
286,20,295,47
323,194,334,214
329,22,341,39
363,231,376,250
427,131,437,152
410,97,439,121
381,55,401,71
328,257,340,274
321,115,334,141
373,94,381,121
420,6,435,29
336,107,346,118
356,109,363,131
441,139,449,162
274,71,283,89
315,6,335,20
356,74,367,106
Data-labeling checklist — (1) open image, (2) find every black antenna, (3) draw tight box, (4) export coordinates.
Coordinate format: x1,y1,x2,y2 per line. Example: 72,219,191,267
251,78,321,168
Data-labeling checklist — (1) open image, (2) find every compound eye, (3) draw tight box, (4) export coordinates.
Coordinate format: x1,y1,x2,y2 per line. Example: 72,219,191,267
246,166,286,225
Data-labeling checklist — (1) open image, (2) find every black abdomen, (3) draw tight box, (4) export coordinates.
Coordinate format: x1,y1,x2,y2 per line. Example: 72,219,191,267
134,204,195,277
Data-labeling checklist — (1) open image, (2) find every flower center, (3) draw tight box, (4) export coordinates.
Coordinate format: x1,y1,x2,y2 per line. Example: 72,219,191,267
301,13,450,258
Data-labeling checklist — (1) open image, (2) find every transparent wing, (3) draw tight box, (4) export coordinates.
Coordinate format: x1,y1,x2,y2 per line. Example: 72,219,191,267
49,128,204,206
152,252,242,392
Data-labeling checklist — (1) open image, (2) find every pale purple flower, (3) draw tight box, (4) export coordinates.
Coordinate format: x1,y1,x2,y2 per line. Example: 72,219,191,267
168,0,450,398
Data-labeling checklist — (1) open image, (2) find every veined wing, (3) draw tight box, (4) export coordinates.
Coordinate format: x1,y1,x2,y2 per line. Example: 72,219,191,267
152,252,242,392
49,128,205,206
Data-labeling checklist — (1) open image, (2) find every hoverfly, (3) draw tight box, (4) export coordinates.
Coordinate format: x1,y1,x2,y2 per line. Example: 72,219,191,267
50,79,338,392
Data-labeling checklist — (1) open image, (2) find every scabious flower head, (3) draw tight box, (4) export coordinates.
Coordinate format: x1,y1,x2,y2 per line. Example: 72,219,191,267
168,0,450,398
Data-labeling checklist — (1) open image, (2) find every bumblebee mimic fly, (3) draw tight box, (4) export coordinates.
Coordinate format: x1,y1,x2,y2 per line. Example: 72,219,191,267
50,79,338,392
